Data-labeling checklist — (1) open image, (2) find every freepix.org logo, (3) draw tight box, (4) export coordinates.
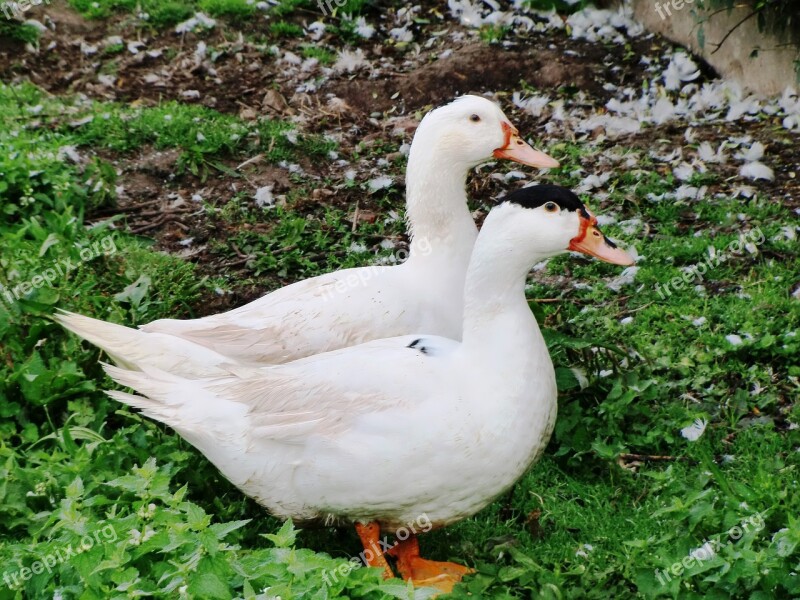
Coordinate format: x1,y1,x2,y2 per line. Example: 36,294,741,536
1,0,50,21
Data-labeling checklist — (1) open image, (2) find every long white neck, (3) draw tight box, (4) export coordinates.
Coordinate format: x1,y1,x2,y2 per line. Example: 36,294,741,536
460,219,548,357
404,140,478,264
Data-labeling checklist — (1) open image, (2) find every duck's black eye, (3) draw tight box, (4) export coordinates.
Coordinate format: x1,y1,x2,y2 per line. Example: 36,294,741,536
544,202,559,213
469,114,481,122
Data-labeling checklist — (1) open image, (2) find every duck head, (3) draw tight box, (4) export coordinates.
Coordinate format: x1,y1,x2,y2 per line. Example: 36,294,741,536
494,184,635,266
410,95,559,170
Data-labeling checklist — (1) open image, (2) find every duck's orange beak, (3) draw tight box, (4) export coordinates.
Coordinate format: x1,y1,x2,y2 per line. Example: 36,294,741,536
493,122,559,169
569,214,634,266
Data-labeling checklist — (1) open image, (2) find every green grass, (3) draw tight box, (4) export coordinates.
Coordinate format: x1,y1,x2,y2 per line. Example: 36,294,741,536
65,0,368,29
67,0,256,26
0,19,40,44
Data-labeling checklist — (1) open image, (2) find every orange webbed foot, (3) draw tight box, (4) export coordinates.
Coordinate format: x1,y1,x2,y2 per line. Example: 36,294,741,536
388,535,474,593
355,522,394,580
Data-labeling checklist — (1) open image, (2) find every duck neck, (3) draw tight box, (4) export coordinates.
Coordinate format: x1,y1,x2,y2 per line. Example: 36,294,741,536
460,232,546,354
404,147,478,264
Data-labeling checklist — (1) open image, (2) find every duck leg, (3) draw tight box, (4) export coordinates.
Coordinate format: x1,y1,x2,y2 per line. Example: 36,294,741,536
355,522,394,579
387,535,474,593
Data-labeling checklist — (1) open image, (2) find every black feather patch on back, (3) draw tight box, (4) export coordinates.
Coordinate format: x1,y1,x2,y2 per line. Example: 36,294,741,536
407,338,429,354
501,185,591,220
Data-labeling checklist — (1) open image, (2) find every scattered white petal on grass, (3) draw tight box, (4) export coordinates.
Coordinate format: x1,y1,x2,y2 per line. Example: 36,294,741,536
663,52,700,90
620,316,633,326
726,334,743,346
728,134,752,146
281,51,302,65
448,0,486,27
693,317,707,327
389,26,414,43
569,367,589,389
307,21,325,41
652,97,676,124
566,6,643,43
681,418,707,442
698,141,727,164
733,185,757,198
24,19,47,33
58,146,82,164
97,74,116,87
349,242,368,253
368,176,393,192
690,541,716,561
736,141,765,162
354,16,375,38
726,96,760,121
783,115,800,130
127,41,145,54
740,162,774,181
675,184,706,201
576,543,594,558
595,214,617,226
778,226,797,241
175,13,216,34
673,163,695,181
254,186,274,208
104,35,123,47
617,218,642,235
578,114,641,138
607,266,639,291
577,172,611,193
70,115,94,127
385,210,401,223
191,194,203,202
512,92,550,117
178,238,194,247
532,259,549,271
334,49,369,73
626,245,641,263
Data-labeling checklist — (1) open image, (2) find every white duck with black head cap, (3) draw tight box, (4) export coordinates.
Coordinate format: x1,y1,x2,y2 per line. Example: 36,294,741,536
99,184,634,594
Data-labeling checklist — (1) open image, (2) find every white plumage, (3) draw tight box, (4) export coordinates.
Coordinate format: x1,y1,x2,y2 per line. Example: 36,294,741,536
56,96,558,374
97,189,631,531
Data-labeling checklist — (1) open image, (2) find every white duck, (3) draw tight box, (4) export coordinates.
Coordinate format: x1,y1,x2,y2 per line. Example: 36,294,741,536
56,96,558,376
100,185,633,593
